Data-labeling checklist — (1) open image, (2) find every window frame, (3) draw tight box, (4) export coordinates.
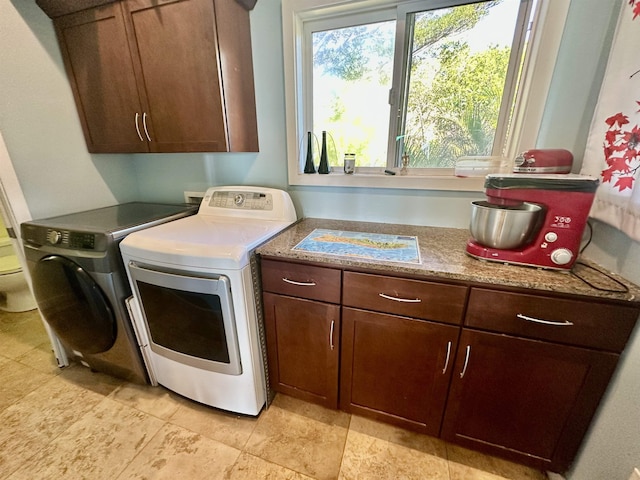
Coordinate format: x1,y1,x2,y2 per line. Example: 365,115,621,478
282,0,570,191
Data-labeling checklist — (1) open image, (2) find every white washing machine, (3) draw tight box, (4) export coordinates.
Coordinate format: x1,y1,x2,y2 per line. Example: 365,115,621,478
120,186,297,415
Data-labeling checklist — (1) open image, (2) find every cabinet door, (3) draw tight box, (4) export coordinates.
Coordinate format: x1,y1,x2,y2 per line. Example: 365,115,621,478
263,293,340,409
54,3,149,153
441,329,619,472
340,307,459,436
123,0,229,153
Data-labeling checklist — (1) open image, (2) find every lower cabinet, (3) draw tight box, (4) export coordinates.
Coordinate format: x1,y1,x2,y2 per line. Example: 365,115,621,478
260,258,639,473
441,329,619,472
340,307,459,436
263,293,340,409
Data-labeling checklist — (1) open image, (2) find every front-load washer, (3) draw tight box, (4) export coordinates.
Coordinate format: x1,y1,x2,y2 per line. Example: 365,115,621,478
21,202,197,383
120,186,297,415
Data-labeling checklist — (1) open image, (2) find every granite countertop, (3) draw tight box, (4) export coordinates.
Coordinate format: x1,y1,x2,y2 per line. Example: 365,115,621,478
257,218,640,304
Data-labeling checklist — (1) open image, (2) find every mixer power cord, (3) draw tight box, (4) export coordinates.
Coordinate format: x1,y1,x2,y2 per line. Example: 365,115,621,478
570,221,629,293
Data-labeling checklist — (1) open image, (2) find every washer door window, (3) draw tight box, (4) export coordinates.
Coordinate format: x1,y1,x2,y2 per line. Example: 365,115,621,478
31,255,116,354
128,263,241,375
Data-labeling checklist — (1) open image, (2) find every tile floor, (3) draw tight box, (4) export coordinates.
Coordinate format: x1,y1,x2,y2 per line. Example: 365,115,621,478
0,308,549,480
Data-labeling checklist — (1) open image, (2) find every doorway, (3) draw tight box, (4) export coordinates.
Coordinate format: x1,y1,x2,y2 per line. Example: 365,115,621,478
0,130,67,366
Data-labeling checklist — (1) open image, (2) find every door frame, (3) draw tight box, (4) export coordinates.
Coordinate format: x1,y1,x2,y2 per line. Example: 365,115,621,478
0,131,68,366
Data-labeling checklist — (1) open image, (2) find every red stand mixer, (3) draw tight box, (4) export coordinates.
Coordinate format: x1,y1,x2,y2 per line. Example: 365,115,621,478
466,174,599,270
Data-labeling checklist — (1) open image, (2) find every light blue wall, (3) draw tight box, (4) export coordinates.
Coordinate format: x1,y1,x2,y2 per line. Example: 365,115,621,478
0,1,138,219
538,2,640,477
1,0,638,478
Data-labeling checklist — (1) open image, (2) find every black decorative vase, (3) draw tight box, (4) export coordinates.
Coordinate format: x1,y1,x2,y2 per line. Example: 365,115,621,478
303,131,316,173
318,131,330,174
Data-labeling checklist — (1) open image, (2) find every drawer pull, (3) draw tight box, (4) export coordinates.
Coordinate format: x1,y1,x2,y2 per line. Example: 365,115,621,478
516,313,574,326
330,320,335,350
460,345,471,378
282,278,317,287
442,341,452,374
379,293,421,303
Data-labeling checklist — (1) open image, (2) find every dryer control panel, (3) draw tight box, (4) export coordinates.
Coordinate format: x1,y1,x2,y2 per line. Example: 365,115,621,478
198,186,297,223
210,191,273,210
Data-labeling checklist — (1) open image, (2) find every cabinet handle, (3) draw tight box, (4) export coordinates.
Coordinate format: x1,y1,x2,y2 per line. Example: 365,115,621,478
329,320,335,350
142,112,151,141
442,341,452,374
135,113,144,141
378,293,421,303
282,278,316,287
459,345,471,378
516,313,574,326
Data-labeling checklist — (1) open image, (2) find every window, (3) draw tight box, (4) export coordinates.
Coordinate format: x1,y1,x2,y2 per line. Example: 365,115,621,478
283,0,570,190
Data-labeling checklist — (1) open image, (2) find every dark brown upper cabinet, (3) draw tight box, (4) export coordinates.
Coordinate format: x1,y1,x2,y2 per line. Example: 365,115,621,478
53,0,258,153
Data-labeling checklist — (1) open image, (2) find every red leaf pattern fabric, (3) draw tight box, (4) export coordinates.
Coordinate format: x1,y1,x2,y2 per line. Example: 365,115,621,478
581,1,640,241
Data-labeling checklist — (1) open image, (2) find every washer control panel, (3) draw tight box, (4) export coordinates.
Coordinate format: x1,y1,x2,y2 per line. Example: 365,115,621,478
45,230,97,249
22,224,101,251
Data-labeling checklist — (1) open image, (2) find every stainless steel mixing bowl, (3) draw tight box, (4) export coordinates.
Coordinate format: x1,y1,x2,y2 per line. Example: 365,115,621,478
469,201,543,249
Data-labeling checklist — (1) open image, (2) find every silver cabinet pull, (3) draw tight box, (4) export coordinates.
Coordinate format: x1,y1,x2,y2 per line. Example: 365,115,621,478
442,341,451,374
460,345,471,378
142,112,151,141
516,313,573,326
330,320,335,350
135,113,144,141
282,278,316,287
378,293,421,303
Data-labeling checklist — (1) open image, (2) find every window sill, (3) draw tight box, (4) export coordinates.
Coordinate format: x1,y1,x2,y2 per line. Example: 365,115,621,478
288,170,486,191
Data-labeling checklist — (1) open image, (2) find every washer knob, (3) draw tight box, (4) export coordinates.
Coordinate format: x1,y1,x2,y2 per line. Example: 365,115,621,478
47,230,62,245
550,248,573,265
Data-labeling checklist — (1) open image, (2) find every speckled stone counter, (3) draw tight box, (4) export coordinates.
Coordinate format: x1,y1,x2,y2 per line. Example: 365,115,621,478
257,218,640,304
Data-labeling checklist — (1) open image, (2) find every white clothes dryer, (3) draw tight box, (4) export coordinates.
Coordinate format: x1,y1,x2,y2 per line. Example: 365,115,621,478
120,186,297,415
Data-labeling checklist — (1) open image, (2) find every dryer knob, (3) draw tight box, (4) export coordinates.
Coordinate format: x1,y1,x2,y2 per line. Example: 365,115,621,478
47,230,62,245
550,248,573,265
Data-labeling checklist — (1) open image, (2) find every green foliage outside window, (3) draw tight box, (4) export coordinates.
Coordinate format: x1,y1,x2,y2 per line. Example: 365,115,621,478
312,0,517,169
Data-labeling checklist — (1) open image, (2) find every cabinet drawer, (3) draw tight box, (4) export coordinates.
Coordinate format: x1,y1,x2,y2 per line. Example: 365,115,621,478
343,271,467,325
261,259,341,303
465,288,639,351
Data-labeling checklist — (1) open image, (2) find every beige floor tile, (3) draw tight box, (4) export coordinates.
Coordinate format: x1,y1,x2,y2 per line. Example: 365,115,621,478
269,394,350,428
339,419,449,480
0,373,108,477
447,445,548,480
56,362,125,396
15,340,61,375
169,398,259,449
109,382,183,420
116,422,241,480
245,395,350,480
226,452,314,479
6,397,165,479
0,308,42,333
0,332,40,360
0,312,556,480
0,360,52,411
0,316,50,360
348,415,448,458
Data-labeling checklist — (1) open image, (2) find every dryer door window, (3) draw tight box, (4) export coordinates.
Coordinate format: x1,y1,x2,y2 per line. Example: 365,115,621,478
31,255,116,354
127,262,242,376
